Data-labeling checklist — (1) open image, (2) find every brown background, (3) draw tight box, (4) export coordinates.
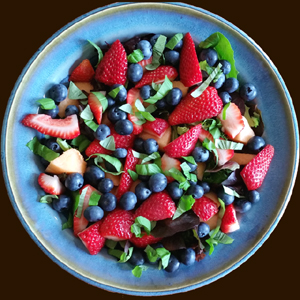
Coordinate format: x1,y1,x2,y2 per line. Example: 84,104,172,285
1,1,299,299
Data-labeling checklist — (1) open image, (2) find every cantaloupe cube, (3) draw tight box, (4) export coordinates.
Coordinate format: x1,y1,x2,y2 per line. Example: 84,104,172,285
232,116,255,144
205,213,219,230
139,126,171,151
230,152,256,165
172,81,189,97
196,162,206,181
205,191,220,207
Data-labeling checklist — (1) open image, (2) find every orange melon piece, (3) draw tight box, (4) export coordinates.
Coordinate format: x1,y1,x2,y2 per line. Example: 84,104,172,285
196,162,206,181
172,81,189,97
101,111,112,127
139,126,172,151
230,152,256,165
129,179,141,193
205,213,219,230
232,116,255,144
45,148,87,175
105,172,121,187
205,191,220,207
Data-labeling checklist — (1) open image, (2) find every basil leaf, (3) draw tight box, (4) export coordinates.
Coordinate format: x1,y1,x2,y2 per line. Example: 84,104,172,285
146,35,167,70
108,249,124,259
152,82,162,92
127,49,144,63
202,169,233,184
118,103,133,114
71,135,91,152
144,245,159,263
165,33,184,50
222,186,244,198
108,85,124,99
202,138,219,166
182,156,197,165
131,216,156,238
156,247,171,269
56,138,71,151
177,126,189,136
131,150,147,159
39,194,58,203
141,152,161,164
132,118,146,126
92,154,123,174
119,247,134,263
144,76,173,104
136,111,156,122
134,99,145,112
128,169,138,181
173,195,195,220
132,265,148,278
80,105,94,120
164,168,190,191
88,40,103,67
91,91,108,113
62,212,73,230
89,191,101,206
199,32,220,49
84,119,99,132
76,186,89,218
37,98,56,110
215,139,243,150
68,81,87,100
99,136,116,151
105,240,118,250
135,163,162,176
222,103,230,120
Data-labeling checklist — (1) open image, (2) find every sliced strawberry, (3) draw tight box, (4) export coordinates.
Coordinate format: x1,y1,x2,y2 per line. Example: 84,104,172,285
85,139,112,158
100,208,134,241
22,114,80,139
220,204,240,234
69,59,95,82
38,173,65,195
192,195,219,221
88,92,103,125
130,233,162,248
95,39,127,86
240,144,274,191
135,65,178,88
126,88,143,135
164,123,202,158
179,32,202,87
232,116,255,144
111,127,136,149
78,220,106,255
142,118,170,138
168,86,223,126
160,153,181,183
138,56,153,72
134,191,176,221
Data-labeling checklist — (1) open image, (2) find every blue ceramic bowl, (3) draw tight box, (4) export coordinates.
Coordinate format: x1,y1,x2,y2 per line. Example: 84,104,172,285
1,2,298,296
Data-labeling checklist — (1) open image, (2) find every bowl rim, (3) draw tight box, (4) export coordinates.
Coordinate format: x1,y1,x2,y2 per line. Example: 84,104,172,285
1,1,299,296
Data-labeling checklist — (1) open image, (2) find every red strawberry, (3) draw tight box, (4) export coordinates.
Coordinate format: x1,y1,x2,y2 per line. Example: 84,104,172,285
78,220,106,255
138,56,153,72
240,144,274,191
135,65,178,88
100,208,134,241
164,123,202,158
126,88,143,135
134,191,176,221
130,233,162,248
88,92,103,124
160,153,181,183
115,148,139,200
220,204,240,234
142,118,170,138
192,195,219,221
168,86,223,126
38,173,65,195
95,39,127,86
69,59,95,82
179,32,202,87
218,102,245,139
85,139,112,158
22,114,80,139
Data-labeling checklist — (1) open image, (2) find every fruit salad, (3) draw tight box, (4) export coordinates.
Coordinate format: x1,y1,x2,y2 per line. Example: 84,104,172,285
21,32,274,277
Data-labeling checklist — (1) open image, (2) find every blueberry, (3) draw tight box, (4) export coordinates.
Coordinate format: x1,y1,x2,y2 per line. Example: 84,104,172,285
133,137,145,153
166,88,182,106
83,206,104,222
98,192,117,211
155,98,168,109
165,254,180,273
140,85,153,100
192,146,210,163
114,119,133,135
113,148,127,159
222,77,239,93
218,60,231,75
49,83,68,102
164,50,180,66
110,84,127,103
219,91,232,105
197,222,210,238
179,248,196,266
240,83,257,101
119,192,137,210
52,195,72,212
40,156,49,167
216,187,235,205
186,184,204,199
107,106,127,124
234,198,252,213
44,138,62,153
186,162,197,172
65,173,84,191
149,34,161,46
211,73,225,89
106,96,116,108
65,105,79,116
171,38,183,51
247,190,260,204
246,136,266,154
138,174,150,182
41,105,59,118
137,40,152,60
188,180,197,186
199,48,218,66
98,178,114,194
127,63,143,83
128,248,145,266
148,173,168,193
198,181,210,194
143,138,159,154
93,124,111,141
135,181,152,201
167,182,183,201
84,165,105,187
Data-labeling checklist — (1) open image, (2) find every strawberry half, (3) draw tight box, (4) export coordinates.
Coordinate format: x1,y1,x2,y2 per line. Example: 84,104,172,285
126,88,143,135
192,195,219,221
38,173,65,195
85,139,112,158
138,56,153,72
135,65,178,88
160,153,181,183
95,39,127,86
88,92,103,124
78,220,106,255
168,86,223,126
130,233,162,248
22,114,80,139
240,144,274,191
142,118,170,138
69,59,95,82
220,204,240,234
164,123,202,158
179,32,202,87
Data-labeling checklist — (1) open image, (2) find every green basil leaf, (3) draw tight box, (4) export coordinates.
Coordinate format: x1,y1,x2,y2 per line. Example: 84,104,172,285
91,91,108,113
145,35,167,70
128,169,138,181
131,150,147,159
136,111,156,122
164,168,190,190
89,191,101,206
68,81,87,100
108,85,124,99
182,156,197,165
84,119,99,132
118,103,133,114
222,186,244,198
134,99,145,112
222,103,231,120
76,186,89,218
56,138,71,151
173,195,196,220
202,169,233,184
141,152,161,164
71,135,91,152
80,105,94,120
37,98,56,110
88,40,103,67
144,76,173,104
215,139,243,150
165,33,184,50
135,163,162,176
127,49,144,63
144,245,159,263
92,154,123,174
132,118,146,126
156,248,171,269
105,240,118,249
39,194,58,203
177,126,189,136
132,265,148,278
145,104,157,113
199,32,220,49
131,216,156,237
62,212,73,230
99,136,116,151
119,247,134,263
108,249,124,259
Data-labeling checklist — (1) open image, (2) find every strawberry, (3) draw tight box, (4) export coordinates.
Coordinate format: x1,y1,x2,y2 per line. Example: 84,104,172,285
85,139,112,158
232,116,255,144
100,208,134,241
168,86,223,126
164,123,202,158
135,65,178,88
134,191,176,221
88,92,103,124
38,173,65,195
138,56,153,72
78,220,105,255
22,114,80,139
192,195,219,221
220,204,240,234
95,39,127,86
179,32,202,87
160,153,181,183
130,233,162,248
69,59,95,82
240,144,274,191
115,148,139,200
126,88,143,134
142,118,170,138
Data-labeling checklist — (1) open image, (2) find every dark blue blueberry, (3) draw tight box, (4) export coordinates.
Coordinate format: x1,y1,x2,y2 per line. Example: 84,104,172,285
247,190,260,204
83,206,104,222
128,248,145,266
114,119,134,135
234,198,252,213
49,83,68,102
188,180,197,186
65,173,84,191
98,192,117,212
52,195,72,212
198,181,210,194
107,106,127,124
106,96,116,108
140,85,153,100
199,48,218,66
44,138,62,153
197,222,210,238
93,124,111,141
171,38,183,51
216,187,235,205
143,138,159,154
165,254,180,273
149,34,161,47
218,60,231,75
186,162,197,172
246,136,266,154
148,173,168,193
179,248,196,266
65,105,79,116
167,182,183,201
155,98,168,109
110,84,127,103
137,40,152,60
84,165,105,187
133,137,145,153
138,175,150,182
98,178,114,194
240,83,257,101
192,146,210,163
40,156,49,167
164,50,180,66
223,77,239,93
211,73,225,89
219,91,232,105
186,184,204,199
127,63,143,83
165,88,182,106
41,105,59,118
119,192,137,210
113,148,127,159
135,181,152,201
